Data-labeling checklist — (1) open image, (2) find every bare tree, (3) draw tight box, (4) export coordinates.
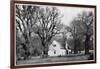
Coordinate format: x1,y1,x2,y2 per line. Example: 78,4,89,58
16,5,40,59
78,11,93,54
70,19,82,54
35,7,63,57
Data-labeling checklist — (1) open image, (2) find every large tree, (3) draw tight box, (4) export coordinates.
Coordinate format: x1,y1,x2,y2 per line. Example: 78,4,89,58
78,11,94,54
16,5,40,59
35,7,63,57
70,19,83,54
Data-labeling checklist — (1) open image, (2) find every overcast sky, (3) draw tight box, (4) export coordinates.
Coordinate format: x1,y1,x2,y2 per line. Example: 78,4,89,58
57,6,94,26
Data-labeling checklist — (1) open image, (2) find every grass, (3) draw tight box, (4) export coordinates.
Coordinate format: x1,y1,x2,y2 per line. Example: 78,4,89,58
16,54,90,65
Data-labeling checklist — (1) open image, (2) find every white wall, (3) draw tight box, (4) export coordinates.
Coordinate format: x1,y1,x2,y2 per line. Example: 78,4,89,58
0,0,100,69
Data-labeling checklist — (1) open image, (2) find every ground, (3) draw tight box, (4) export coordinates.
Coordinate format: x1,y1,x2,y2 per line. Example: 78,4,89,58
16,54,91,65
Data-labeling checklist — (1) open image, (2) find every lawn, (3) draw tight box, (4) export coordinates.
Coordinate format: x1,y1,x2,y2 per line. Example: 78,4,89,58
16,54,90,65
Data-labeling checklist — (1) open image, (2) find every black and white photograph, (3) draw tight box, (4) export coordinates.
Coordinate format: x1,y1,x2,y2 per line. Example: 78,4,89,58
12,1,96,67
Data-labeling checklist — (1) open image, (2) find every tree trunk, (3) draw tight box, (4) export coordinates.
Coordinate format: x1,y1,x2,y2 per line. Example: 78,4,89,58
42,42,49,58
22,30,32,59
74,47,77,54
85,35,90,54
43,47,48,58
74,39,78,54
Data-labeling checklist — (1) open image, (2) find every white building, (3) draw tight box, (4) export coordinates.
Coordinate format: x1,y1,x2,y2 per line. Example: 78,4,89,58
48,40,66,57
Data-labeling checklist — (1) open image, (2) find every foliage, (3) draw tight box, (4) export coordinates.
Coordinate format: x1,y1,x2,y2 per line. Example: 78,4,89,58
67,11,94,54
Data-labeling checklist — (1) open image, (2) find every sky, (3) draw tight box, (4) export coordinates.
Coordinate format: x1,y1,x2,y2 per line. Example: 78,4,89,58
57,6,94,26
